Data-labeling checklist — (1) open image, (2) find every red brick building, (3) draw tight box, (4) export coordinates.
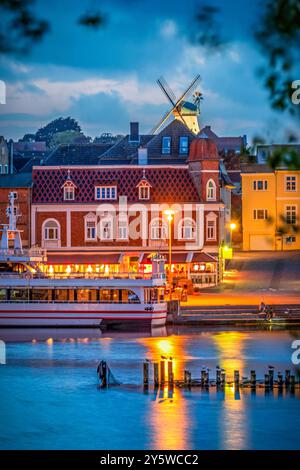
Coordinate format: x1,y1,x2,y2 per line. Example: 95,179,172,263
31,138,224,287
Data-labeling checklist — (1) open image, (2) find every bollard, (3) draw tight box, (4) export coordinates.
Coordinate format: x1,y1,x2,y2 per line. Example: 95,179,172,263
216,368,221,386
250,370,256,388
201,369,206,387
221,372,226,387
234,370,240,387
264,374,270,388
160,361,165,385
168,361,174,385
285,370,291,387
278,372,283,388
153,362,159,388
143,362,149,387
269,368,274,388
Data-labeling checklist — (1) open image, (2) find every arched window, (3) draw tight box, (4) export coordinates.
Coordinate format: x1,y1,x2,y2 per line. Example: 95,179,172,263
206,179,216,201
100,217,113,240
150,218,168,240
178,218,196,240
42,219,61,247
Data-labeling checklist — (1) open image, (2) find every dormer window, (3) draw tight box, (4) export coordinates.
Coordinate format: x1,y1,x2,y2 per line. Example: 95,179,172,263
64,185,75,201
139,185,150,200
95,185,117,200
179,136,189,155
206,179,216,201
162,136,171,155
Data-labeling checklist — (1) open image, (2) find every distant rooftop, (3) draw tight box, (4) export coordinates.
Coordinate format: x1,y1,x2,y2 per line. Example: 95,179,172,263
0,173,32,188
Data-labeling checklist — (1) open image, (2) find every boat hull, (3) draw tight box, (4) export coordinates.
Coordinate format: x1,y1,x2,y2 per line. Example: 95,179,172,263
0,303,167,328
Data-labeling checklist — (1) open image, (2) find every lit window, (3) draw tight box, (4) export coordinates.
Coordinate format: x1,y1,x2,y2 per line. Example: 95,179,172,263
162,136,171,155
95,186,117,200
179,136,189,155
253,180,268,190
253,209,268,220
150,219,168,240
206,179,216,201
206,219,216,240
286,205,296,225
64,186,75,201
285,176,297,192
139,185,150,200
86,221,96,240
179,218,196,240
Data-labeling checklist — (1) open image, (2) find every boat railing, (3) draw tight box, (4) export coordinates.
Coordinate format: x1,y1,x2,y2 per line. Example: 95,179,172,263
0,247,47,258
0,272,166,281
0,299,165,304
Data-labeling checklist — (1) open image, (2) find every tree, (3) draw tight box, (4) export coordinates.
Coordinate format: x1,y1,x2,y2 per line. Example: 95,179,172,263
35,117,81,146
49,130,91,148
19,133,36,142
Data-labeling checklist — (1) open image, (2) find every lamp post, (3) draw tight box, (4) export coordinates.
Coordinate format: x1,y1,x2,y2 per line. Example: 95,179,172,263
229,222,237,247
164,209,175,299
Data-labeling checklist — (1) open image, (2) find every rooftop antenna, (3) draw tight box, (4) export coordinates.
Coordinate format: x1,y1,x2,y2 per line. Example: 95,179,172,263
151,74,201,134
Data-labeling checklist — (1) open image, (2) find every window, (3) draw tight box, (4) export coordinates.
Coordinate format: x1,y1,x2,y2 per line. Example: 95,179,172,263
4,164,8,174
178,218,196,240
118,219,128,240
44,219,59,240
95,186,117,200
179,136,189,155
100,219,113,240
139,185,150,200
64,185,75,201
150,219,168,240
206,179,216,201
286,205,296,225
253,180,268,190
206,220,216,240
253,209,268,220
86,221,96,240
162,136,171,155
0,165,2,174
285,175,297,192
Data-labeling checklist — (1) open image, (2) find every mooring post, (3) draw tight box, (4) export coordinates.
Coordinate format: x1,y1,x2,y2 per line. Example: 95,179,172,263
285,370,291,387
216,368,221,386
143,362,149,387
160,361,165,385
201,369,206,386
153,362,159,388
264,374,270,388
250,370,256,388
290,375,295,391
204,370,209,387
234,370,240,388
278,372,283,388
187,371,192,387
168,360,174,385
269,368,274,388
221,372,226,387
101,361,108,388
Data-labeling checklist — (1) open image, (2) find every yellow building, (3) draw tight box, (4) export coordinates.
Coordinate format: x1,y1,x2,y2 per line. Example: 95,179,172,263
241,165,300,251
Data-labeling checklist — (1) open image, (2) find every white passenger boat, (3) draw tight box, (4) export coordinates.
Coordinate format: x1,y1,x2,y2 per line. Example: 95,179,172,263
0,193,167,328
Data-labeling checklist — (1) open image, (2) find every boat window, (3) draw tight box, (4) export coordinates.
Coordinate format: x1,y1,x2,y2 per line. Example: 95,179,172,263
54,289,69,302
10,289,29,301
0,289,7,300
32,289,52,302
77,289,98,302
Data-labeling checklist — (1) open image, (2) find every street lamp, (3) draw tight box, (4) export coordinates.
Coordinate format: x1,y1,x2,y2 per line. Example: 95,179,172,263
229,222,237,246
164,209,175,298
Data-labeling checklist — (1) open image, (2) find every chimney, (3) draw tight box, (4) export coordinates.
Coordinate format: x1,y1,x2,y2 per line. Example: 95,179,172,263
138,147,148,165
129,122,139,142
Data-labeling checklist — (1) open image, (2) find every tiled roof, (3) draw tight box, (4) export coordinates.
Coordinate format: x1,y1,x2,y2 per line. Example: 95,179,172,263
98,135,154,162
32,167,200,204
45,143,113,166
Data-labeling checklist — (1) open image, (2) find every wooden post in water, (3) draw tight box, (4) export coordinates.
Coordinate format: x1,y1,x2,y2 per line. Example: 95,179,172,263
290,375,296,391
285,370,291,387
204,370,209,387
101,361,107,388
168,360,174,385
234,370,240,388
216,368,221,386
269,368,274,388
143,362,149,387
153,362,159,388
278,372,283,388
250,370,256,388
201,369,206,387
160,361,165,385
264,374,270,388
187,371,192,387
221,372,226,387
184,370,188,385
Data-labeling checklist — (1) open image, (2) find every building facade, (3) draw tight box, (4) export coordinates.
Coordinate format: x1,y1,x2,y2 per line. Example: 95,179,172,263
242,165,300,251
31,139,225,288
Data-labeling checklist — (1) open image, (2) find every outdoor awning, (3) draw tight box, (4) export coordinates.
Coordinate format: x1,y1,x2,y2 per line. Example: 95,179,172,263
46,253,121,265
192,253,217,263
141,253,188,264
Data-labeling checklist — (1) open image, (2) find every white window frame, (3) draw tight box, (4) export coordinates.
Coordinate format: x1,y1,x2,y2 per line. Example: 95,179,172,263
206,179,217,201
285,205,297,225
253,180,268,191
95,186,117,200
253,209,268,220
178,218,196,240
179,136,189,155
117,218,128,240
63,185,75,201
162,136,171,155
43,219,60,241
85,220,97,241
100,218,114,240
138,185,150,200
206,218,216,241
150,218,168,240
285,175,297,192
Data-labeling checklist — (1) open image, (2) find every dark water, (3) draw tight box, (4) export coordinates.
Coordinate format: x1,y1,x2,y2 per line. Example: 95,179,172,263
0,326,300,450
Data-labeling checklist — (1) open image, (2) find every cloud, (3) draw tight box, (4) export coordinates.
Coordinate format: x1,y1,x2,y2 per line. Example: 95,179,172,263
159,19,178,38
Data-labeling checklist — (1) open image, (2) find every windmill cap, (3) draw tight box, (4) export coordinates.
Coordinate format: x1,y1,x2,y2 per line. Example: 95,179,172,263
189,138,219,161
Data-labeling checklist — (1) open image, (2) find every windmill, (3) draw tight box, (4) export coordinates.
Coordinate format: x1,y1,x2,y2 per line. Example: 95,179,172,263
151,74,203,135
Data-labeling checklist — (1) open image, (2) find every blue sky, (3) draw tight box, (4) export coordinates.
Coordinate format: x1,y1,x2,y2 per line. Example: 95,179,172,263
0,0,297,142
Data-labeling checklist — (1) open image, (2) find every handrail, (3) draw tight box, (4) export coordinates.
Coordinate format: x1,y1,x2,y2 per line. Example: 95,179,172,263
0,299,165,304
0,272,166,280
